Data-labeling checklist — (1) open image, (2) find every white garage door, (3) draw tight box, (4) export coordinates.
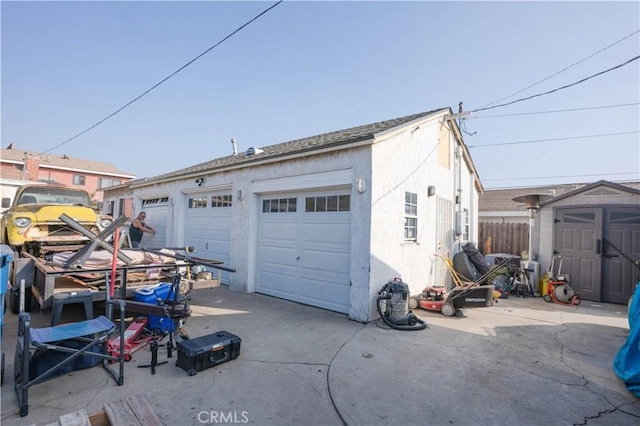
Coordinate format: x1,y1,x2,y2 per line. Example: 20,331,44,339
257,191,351,314
139,197,169,248
184,192,232,283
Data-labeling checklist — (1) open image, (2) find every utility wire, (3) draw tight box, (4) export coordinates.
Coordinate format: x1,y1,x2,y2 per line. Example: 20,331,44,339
468,130,639,148
38,0,283,156
471,55,640,113
479,29,640,108
473,102,640,119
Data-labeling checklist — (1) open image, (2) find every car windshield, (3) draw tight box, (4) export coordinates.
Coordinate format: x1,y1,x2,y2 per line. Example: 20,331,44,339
17,187,91,207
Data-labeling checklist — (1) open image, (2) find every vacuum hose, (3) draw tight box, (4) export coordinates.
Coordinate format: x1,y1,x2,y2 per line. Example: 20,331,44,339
377,280,427,331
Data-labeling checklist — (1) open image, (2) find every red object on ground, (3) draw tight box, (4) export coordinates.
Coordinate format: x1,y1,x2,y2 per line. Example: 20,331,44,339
107,317,152,361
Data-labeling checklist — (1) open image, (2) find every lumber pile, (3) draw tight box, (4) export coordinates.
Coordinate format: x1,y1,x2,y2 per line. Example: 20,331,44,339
44,394,164,426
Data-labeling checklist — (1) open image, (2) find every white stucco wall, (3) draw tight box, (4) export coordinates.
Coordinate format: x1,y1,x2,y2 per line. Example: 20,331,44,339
103,114,480,322
368,114,478,318
105,148,374,321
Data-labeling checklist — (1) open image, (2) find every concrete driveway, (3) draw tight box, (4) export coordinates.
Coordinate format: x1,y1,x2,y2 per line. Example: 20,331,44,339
1,286,637,425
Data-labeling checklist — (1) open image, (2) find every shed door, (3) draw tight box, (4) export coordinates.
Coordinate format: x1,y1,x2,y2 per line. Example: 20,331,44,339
554,208,602,301
602,207,640,304
256,192,351,314
139,197,169,248
554,206,640,303
184,192,232,283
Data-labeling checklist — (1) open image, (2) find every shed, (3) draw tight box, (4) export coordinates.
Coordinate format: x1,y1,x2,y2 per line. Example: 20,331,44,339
538,180,640,304
103,108,482,321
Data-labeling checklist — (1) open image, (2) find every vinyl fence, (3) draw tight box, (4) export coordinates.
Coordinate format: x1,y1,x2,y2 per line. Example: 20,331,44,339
478,222,529,256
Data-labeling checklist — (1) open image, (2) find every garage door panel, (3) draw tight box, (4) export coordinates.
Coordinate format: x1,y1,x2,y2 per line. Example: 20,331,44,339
300,277,350,312
260,221,298,241
139,205,168,248
258,245,296,267
300,221,350,244
256,191,351,314
185,192,232,283
258,270,296,296
300,248,350,273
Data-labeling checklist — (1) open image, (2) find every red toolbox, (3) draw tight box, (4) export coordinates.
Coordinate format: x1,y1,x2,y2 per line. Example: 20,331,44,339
176,331,241,376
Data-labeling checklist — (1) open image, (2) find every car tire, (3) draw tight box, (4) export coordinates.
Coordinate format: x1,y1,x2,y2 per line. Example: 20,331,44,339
452,252,481,283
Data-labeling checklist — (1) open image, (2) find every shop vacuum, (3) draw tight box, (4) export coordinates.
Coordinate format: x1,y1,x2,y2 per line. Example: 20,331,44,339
377,278,427,331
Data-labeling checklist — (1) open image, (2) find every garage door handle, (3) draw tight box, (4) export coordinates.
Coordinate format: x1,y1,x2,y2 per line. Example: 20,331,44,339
596,239,602,254
205,242,208,250
296,256,300,261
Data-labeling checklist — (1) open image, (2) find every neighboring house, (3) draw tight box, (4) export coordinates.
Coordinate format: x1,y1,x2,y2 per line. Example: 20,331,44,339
0,143,136,205
102,108,482,322
479,180,640,304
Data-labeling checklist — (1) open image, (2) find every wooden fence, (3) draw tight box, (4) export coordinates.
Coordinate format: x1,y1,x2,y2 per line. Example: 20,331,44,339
478,222,529,256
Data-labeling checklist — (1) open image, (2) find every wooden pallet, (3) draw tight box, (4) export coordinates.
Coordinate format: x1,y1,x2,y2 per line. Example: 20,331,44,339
44,394,164,426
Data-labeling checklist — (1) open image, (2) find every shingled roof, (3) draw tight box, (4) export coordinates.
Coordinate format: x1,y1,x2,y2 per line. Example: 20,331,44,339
480,180,640,212
132,108,448,187
1,146,135,177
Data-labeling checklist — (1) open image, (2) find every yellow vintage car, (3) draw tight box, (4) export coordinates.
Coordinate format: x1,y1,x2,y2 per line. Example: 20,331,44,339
1,184,113,255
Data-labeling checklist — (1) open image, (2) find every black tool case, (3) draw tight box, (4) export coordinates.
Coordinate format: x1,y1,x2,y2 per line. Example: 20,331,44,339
176,331,241,375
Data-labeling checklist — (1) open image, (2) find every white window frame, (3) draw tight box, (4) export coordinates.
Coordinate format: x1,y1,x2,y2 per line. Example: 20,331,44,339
404,191,418,241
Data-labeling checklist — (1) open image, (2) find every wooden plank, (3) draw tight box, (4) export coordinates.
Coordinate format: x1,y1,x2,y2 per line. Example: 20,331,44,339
125,394,165,426
88,410,112,426
190,278,220,290
58,409,91,426
104,399,141,426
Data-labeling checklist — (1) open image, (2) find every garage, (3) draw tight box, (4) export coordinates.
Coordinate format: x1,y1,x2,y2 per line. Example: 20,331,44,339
139,197,169,248
256,191,351,314
184,191,232,283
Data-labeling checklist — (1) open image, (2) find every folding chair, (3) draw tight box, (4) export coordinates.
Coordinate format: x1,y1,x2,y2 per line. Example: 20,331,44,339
14,300,126,417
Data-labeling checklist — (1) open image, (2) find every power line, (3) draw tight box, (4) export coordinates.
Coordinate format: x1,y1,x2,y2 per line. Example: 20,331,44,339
468,131,639,148
38,1,283,157
472,102,640,119
470,55,640,114
479,29,640,109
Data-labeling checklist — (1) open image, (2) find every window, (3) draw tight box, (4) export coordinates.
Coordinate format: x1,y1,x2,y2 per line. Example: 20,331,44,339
462,208,470,241
262,198,297,213
188,197,208,208
106,200,115,216
212,194,232,207
98,177,122,189
73,175,86,185
404,192,417,241
305,195,350,212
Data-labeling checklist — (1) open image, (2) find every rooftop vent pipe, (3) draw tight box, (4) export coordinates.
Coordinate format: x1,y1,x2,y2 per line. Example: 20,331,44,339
231,138,238,156
246,147,264,156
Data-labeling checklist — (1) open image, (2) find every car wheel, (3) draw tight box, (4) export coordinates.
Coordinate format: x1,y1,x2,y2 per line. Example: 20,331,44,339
452,252,481,283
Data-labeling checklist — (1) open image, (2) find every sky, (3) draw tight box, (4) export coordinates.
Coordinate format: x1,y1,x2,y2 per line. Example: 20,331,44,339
1,1,639,189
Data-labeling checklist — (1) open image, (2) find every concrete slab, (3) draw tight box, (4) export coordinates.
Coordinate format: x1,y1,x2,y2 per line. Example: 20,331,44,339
1,288,637,425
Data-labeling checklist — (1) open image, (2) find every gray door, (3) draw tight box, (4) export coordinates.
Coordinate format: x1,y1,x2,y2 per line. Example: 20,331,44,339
554,208,602,301
554,206,640,303
602,207,640,304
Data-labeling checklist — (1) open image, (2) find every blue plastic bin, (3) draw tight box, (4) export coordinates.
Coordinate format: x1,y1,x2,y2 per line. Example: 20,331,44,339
134,283,176,333
1,245,15,337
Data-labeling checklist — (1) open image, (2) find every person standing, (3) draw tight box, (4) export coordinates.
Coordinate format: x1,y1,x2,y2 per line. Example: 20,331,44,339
129,211,155,248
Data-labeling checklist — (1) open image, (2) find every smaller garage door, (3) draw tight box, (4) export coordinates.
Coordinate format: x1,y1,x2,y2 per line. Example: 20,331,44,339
257,191,351,314
139,197,169,248
184,192,232,283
